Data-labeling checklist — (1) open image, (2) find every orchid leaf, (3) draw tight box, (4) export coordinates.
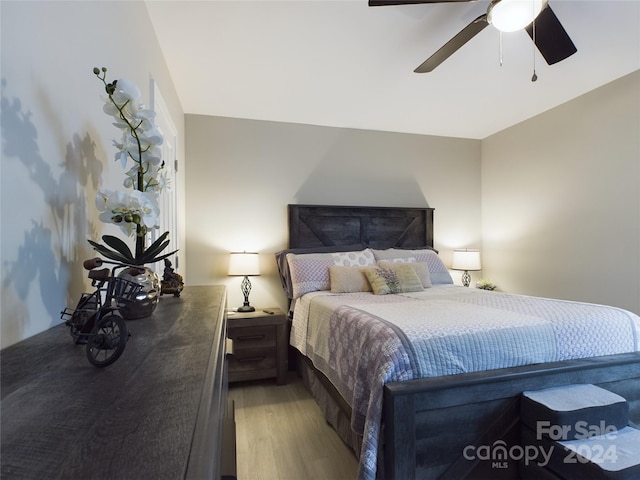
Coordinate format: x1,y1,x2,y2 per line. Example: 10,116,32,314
88,240,132,264
140,240,170,263
143,232,170,257
101,235,134,259
145,249,179,265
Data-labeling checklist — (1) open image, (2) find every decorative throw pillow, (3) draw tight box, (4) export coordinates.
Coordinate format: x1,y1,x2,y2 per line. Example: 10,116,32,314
329,266,372,293
377,260,432,288
332,249,376,267
364,264,424,295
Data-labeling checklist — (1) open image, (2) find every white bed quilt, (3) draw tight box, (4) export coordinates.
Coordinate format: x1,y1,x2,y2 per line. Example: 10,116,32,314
291,285,640,480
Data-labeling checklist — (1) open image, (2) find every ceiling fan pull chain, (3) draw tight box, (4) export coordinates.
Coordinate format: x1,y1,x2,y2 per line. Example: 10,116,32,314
531,4,538,82
499,31,503,67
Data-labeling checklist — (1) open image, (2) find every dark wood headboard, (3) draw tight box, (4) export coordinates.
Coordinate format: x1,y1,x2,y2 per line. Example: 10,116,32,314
288,204,434,249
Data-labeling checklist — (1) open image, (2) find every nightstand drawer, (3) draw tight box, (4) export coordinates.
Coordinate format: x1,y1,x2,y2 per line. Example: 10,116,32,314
228,346,276,373
228,325,276,349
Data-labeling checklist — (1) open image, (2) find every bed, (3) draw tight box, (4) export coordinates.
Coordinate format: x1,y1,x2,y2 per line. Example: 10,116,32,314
276,204,640,480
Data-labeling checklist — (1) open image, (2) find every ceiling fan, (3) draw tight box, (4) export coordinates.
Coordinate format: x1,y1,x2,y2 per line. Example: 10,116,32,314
369,0,577,73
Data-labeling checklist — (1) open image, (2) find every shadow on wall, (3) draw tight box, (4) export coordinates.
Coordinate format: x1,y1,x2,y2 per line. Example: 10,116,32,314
293,130,430,208
1,79,101,347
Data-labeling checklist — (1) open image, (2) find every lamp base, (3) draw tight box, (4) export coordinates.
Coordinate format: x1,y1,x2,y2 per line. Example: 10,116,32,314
238,275,255,312
461,270,471,287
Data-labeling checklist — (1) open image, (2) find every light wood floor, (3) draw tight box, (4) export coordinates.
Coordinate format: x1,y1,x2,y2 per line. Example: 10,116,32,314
228,373,358,480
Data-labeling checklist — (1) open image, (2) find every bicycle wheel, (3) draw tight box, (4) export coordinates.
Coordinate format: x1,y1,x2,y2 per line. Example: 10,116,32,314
86,313,128,368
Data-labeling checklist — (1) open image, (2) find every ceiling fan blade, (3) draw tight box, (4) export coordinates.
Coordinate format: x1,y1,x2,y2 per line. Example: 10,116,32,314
414,14,488,73
369,0,475,6
525,4,577,65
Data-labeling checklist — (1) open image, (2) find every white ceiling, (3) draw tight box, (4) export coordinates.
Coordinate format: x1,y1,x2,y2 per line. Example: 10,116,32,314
145,0,640,140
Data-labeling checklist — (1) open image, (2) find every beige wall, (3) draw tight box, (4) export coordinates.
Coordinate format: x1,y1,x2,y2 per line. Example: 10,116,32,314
481,71,640,314
185,116,481,311
187,71,640,315
1,1,185,347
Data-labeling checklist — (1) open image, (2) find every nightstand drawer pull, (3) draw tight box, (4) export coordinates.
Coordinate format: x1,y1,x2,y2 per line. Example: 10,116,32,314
236,334,265,341
238,356,265,363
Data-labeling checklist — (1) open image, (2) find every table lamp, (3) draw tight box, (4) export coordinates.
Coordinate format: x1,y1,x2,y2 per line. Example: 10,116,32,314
451,249,481,287
228,252,261,312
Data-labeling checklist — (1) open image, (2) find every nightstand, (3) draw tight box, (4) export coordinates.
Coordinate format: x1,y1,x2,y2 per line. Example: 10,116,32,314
227,308,288,385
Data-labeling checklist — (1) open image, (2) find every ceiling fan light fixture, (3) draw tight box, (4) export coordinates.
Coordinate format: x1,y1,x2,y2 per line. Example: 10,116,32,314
488,0,545,33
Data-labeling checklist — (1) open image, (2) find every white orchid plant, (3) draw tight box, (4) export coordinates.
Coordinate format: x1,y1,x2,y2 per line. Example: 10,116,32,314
89,67,176,265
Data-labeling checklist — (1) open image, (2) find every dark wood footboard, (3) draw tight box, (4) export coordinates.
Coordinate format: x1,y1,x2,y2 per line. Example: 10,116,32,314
383,352,640,480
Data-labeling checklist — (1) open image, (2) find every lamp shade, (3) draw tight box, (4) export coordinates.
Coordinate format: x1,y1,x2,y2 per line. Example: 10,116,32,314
487,0,544,33
228,252,261,276
451,249,482,271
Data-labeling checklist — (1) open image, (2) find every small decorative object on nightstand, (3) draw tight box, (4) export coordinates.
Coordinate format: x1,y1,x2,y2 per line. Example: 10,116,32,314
227,308,288,385
228,251,260,312
451,249,481,287
476,279,497,291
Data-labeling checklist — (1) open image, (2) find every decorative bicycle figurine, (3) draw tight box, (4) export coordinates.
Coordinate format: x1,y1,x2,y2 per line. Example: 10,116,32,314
60,257,143,367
